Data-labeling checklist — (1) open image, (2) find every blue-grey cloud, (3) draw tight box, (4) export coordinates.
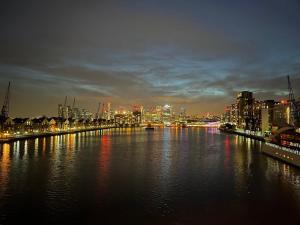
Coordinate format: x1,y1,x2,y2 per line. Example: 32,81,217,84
0,0,300,116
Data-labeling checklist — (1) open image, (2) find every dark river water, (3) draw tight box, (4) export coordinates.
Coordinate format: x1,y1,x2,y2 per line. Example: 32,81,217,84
1,128,300,225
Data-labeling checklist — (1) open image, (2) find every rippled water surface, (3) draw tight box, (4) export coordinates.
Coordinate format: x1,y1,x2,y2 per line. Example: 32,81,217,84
1,128,300,225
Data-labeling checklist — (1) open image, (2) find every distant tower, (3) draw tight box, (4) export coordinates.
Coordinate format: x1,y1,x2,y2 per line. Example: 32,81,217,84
63,96,69,119
107,102,111,120
58,104,63,118
64,96,68,107
95,102,101,119
71,97,76,119
180,107,186,122
1,82,11,118
140,105,144,123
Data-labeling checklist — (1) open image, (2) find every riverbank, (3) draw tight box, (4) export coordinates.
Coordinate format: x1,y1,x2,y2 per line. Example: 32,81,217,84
219,127,300,168
0,126,116,144
219,127,265,142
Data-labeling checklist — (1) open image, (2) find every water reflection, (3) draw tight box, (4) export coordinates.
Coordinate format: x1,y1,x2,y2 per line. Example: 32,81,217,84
98,133,111,193
0,128,300,224
0,144,10,200
266,157,300,188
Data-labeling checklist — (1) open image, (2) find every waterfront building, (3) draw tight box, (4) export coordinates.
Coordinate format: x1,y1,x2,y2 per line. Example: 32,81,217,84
54,117,69,130
12,118,32,133
77,118,88,128
273,100,290,128
296,99,300,127
114,112,126,127
261,108,270,134
252,100,264,131
68,118,78,129
222,106,231,123
32,117,49,132
236,91,254,130
230,103,238,125
260,100,276,133
222,93,277,133
0,117,14,133
48,118,57,132
222,84,299,134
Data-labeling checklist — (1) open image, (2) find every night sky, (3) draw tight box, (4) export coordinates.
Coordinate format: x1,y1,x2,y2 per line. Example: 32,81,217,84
1,0,300,117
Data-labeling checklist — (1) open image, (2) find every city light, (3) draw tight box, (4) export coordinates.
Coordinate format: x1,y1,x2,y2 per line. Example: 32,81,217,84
1,1,300,224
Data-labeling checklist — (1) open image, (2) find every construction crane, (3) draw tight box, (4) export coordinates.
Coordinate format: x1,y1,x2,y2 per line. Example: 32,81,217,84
101,103,105,119
72,98,76,109
64,96,68,107
287,75,299,127
1,82,11,118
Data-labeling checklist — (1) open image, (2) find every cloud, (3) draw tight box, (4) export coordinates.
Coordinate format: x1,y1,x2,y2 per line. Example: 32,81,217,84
0,0,300,116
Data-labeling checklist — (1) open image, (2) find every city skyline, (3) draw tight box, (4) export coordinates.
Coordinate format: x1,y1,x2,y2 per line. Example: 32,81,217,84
1,2,300,224
1,0,300,117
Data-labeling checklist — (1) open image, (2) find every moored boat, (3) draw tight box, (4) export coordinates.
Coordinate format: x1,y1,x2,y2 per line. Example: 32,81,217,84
145,124,154,131
181,123,188,128
262,127,300,167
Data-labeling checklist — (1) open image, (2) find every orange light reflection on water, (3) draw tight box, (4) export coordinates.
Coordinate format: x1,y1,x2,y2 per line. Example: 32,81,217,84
98,134,112,195
224,135,231,169
0,144,11,198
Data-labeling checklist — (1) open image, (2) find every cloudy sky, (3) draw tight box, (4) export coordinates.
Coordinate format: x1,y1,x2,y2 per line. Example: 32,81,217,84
1,0,300,117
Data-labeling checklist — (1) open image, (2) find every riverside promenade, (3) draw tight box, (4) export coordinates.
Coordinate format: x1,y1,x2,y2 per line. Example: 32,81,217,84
219,127,265,142
0,125,116,144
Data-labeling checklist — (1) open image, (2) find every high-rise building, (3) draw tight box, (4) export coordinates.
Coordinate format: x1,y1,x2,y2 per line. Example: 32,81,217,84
273,101,290,128
155,106,162,122
230,103,238,124
132,105,143,125
236,91,254,130
143,109,152,123
222,106,231,123
162,104,172,125
179,107,186,122
261,100,275,132
101,102,112,121
107,102,111,120
252,100,263,131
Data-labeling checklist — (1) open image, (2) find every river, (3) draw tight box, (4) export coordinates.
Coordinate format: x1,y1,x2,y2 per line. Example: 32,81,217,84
1,128,300,225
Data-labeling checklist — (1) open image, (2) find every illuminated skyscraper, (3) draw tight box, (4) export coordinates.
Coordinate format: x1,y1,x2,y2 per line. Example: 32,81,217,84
162,104,172,125
236,91,254,130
